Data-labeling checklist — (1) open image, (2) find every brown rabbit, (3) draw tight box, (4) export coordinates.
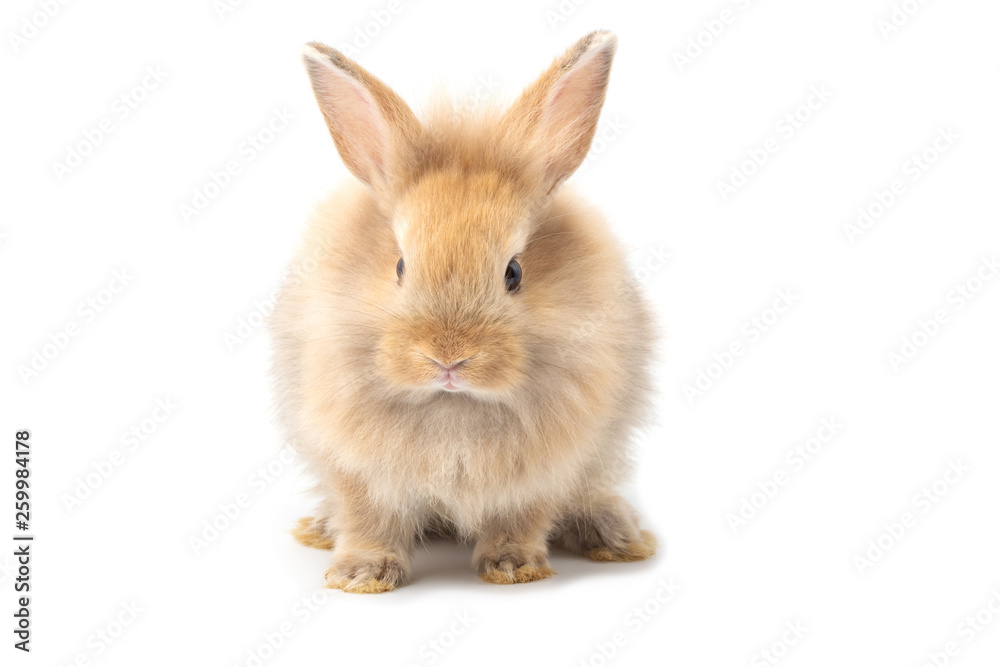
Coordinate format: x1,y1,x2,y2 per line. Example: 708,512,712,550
272,30,657,593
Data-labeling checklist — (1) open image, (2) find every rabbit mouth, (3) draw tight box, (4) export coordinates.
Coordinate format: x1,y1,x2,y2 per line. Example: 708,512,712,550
426,356,471,392
434,369,467,392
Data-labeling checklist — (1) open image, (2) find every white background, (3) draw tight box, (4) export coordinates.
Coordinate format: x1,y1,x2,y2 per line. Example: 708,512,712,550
2,0,999,665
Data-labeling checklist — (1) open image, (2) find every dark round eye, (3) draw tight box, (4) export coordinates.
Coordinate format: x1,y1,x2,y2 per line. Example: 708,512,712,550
505,259,521,292
396,257,404,280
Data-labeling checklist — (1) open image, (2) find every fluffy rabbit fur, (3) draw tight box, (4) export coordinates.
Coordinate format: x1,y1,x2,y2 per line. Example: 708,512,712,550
272,30,657,593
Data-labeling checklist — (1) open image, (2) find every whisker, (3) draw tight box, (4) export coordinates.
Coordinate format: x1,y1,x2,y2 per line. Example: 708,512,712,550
534,359,574,374
298,358,370,393
277,321,385,336
320,291,405,321
528,231,576,244
298,369,376,427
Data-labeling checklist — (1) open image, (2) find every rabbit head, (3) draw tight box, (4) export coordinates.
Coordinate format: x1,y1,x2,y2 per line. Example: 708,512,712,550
298,31,621,402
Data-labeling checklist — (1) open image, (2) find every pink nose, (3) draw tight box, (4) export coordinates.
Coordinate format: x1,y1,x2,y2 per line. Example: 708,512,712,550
434,358,469,372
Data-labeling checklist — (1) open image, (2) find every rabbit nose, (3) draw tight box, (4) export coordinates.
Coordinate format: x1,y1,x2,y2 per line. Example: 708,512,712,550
430,357,469,372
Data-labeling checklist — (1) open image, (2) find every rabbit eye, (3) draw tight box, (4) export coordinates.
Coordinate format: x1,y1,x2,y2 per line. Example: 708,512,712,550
396,257,404,280
505,259,521,292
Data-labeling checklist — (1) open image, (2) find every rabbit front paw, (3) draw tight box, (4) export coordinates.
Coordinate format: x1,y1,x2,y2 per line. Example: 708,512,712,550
291,516,334,550
324,552,410,594
584,529,657,562
476,549,555,585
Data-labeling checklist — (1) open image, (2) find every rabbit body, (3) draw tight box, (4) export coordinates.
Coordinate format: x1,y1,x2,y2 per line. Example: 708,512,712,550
272,31,657,592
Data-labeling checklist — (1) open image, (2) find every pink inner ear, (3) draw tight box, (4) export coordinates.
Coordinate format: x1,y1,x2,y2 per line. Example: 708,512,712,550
548,59,601,112
341,81,387,176
537,46,612,188
309,55,390,185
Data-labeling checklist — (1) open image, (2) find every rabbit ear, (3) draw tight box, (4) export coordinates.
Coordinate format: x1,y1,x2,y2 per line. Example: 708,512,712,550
505,31,618,192
302,43,420,189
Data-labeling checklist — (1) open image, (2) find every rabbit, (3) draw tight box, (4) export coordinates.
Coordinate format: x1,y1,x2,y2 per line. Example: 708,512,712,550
271,30,658,594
